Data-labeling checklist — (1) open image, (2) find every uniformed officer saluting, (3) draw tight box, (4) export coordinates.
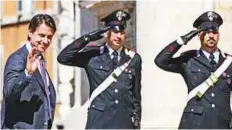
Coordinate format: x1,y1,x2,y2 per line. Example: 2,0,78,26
155,11,232,129
57,9,142,129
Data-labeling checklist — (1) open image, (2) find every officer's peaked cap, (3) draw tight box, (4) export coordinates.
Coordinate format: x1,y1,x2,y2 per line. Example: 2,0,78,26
193,11,223,29
100,9,131,27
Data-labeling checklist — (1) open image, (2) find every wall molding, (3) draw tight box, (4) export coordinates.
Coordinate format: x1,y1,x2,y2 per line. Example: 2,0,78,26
1,9,56,27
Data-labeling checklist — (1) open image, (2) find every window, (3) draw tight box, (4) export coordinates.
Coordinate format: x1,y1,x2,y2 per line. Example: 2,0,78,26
18,0,22,11
0,45,3,102
17,0,34,16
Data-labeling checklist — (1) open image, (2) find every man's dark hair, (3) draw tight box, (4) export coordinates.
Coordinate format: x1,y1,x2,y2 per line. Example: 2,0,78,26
27,14,56,40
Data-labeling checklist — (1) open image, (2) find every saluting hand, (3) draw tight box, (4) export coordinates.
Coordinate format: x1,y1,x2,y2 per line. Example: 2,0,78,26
85,26,111,42
26,47,41,75
181,27,207,44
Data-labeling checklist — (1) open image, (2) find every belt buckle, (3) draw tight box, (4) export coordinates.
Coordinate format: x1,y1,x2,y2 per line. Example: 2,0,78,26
210,73,218,83
196,91,203,99
111,72,117,82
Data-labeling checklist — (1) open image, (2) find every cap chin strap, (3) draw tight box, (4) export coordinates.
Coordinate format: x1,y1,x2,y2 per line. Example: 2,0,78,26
110,25,126,32
199,22,219,32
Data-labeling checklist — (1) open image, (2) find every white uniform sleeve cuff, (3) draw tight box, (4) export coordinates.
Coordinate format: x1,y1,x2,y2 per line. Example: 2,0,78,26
25,69,32,77
177,37,184,45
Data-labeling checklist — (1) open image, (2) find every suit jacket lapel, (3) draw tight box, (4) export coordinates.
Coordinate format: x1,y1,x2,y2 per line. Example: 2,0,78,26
34,69,48,95
21,43,48,97
21,45,29,59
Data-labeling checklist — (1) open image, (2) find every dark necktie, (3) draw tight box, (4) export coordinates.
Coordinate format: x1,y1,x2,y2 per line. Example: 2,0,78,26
40,60,47,87
209,53,217,68
112,51,118,68
40,59,52,119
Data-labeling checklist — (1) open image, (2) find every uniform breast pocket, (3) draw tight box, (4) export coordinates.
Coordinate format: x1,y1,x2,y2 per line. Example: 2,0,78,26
119,68,135,85
182,105,205,126
190,67,209,85
91,65,111,80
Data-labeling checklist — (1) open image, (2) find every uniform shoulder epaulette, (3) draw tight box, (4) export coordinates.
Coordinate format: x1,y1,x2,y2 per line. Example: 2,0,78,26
124,47,136,58
82,43,100,52
181,50,198,57
86,42,99,47
224,53,232,57
85,43,100,49
124,47,136,53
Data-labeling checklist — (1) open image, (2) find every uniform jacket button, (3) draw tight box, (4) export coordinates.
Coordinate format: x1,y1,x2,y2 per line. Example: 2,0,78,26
114,89,118,93
211,104,215,108
115,100,119,104
211,93,215,97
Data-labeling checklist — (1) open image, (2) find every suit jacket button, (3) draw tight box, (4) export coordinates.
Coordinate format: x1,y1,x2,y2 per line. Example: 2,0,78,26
44,122,48,125
19,81,22,85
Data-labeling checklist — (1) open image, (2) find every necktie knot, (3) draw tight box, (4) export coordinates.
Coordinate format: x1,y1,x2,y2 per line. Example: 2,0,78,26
113,51,118,57
209,53,217,67
209,53,215,60
112,51,118,68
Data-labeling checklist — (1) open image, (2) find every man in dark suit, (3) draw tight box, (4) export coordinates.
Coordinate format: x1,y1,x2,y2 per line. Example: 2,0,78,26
155,11,232,129
57,9,142,129
1,14,57,129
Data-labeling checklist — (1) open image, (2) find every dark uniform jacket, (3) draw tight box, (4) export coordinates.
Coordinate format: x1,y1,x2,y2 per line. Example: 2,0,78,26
155,41,232,129
57,38,142,129
1,45,56,129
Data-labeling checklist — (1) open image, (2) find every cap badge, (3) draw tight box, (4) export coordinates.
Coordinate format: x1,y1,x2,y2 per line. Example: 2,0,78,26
207,11,217,21
116,11,126,21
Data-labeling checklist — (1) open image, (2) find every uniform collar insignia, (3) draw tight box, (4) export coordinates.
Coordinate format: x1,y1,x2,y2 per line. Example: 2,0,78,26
197,50,201,57
100,46,105,54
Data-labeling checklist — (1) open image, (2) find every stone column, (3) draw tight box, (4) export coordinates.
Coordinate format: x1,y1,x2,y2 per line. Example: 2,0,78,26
57,0,75,120
0,45,3,103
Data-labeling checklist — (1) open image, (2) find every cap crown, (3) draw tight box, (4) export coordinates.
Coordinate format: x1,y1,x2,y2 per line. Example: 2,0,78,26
193,11,223,29
100,10,131,27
